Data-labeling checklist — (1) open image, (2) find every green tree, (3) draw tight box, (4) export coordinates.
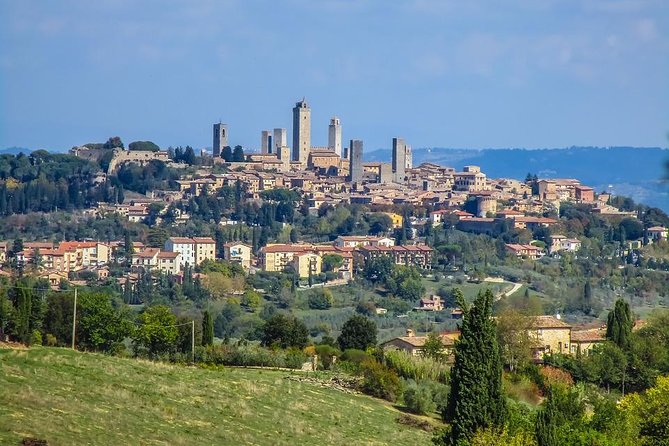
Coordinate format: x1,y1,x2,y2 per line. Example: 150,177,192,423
77,292,133,353
422,331,446,361
307,289,334,310
363,255,395,283
582,281,592,314
606,298,633,349
535,385,585,446
322,254,344,273
442,289,506,445
221,146,233,162
202,310,214,346
260,314,308,349
103,136,124,150
133,305,178,358
128,141,159,151
496,309,536,373
232,145,245,162
337,315,377,351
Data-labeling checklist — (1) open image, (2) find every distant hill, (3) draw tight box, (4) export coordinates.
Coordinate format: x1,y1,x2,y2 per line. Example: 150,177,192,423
366,146,669,211
0,347,433,446
0,146,33,155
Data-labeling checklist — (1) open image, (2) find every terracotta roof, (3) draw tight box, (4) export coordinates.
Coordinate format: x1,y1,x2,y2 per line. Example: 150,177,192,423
192,237,216,244
157,251,179,259
530,316,571,329
571,328,606,343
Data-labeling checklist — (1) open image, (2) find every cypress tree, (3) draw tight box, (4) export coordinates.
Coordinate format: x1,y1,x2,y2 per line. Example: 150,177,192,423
202,310,214,346
582,281,592,314
606,298,633,349
442,289,506,445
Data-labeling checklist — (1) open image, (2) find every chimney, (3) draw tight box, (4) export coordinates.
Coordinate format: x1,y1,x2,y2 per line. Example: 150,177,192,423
406,328,415,337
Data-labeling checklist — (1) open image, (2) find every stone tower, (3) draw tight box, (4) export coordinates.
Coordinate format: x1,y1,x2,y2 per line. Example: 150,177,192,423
392,137,412,183
328,117,342,157
260,130,272,154
349,139,363,185
213,123,228,158
273,128,287,153
292,98,311,165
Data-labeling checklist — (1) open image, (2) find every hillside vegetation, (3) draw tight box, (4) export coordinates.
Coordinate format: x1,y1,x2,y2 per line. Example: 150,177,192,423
0,347,431,446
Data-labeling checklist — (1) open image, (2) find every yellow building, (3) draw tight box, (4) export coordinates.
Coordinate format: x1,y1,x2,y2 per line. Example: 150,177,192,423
570,327,606,355
383,212,403,229
223,242,253,270
531,316,572,359
292,252,322,278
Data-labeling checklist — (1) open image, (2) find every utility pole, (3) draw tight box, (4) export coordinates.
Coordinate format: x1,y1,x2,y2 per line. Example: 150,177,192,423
71,288,77,350
191,320,195,364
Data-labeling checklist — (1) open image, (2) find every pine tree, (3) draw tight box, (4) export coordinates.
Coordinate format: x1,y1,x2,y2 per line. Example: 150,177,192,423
202,310,214,346
442,289,506,445
606,298,633,349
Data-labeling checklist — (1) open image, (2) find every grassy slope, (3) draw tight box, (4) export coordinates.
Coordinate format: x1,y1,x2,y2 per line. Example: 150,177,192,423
0,347,431,446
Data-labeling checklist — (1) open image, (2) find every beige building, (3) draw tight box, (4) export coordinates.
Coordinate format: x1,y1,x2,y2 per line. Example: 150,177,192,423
292,252,322,278
334,236,395,249
570,327,606,356
454,166,487,192
381,329,459,357
157,251,181,275
530,316,572,359
293,98,311,166
223,242,253,269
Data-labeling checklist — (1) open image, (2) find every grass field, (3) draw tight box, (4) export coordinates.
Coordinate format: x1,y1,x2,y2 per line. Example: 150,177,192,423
0,347,432,446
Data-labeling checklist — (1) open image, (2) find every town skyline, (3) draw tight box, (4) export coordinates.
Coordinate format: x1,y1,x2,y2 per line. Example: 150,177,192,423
2,1,668,152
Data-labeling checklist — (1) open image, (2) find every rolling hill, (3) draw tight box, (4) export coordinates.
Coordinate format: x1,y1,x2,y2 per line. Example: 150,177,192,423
0,347,432,446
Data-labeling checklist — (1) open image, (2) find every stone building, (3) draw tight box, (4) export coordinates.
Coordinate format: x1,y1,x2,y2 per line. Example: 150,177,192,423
292,98,311,165
273,128,287,153
328,117,342,157
392,137,412,184
213,122,228,158
349,139,363,185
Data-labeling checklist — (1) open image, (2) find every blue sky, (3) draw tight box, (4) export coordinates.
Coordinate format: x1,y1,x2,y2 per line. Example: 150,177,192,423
1,0,668,153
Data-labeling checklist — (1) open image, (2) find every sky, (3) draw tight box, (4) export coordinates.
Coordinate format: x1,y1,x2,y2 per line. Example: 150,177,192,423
1,0,668,153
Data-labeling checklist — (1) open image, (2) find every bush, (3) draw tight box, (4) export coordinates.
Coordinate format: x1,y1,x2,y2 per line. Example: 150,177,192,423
307,290,334,310
315,344,341,370
361,358,402,402
403,381,436,415
30,330,42,346
45,333,57,347
196,344,307,369
384,350,450,384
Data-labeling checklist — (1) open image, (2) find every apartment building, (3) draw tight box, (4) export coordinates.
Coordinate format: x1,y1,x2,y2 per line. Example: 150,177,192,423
164,237,216,268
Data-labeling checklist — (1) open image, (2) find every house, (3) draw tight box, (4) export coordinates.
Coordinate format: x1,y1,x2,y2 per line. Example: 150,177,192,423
505,243,544,260
530,316,572,360
415,295,444,312
223,242,253,269
549,235,582,254
357,244,434,269
157,251,181,275
381,329,459,357
292,252,322,278
334,235,395,248
383,212,404,229
570,327,606,355
574,186,595,202
164,237,216,268
647,226,668,243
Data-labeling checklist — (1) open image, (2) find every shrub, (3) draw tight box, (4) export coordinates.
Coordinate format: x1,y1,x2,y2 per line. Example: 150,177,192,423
30,330,42,346
315,344,341,370
361,358,402,402
196,344,307,369
384,350,450,384
45,333,57,347
539,365,574,389
307,290,334,310
403,381,436,415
